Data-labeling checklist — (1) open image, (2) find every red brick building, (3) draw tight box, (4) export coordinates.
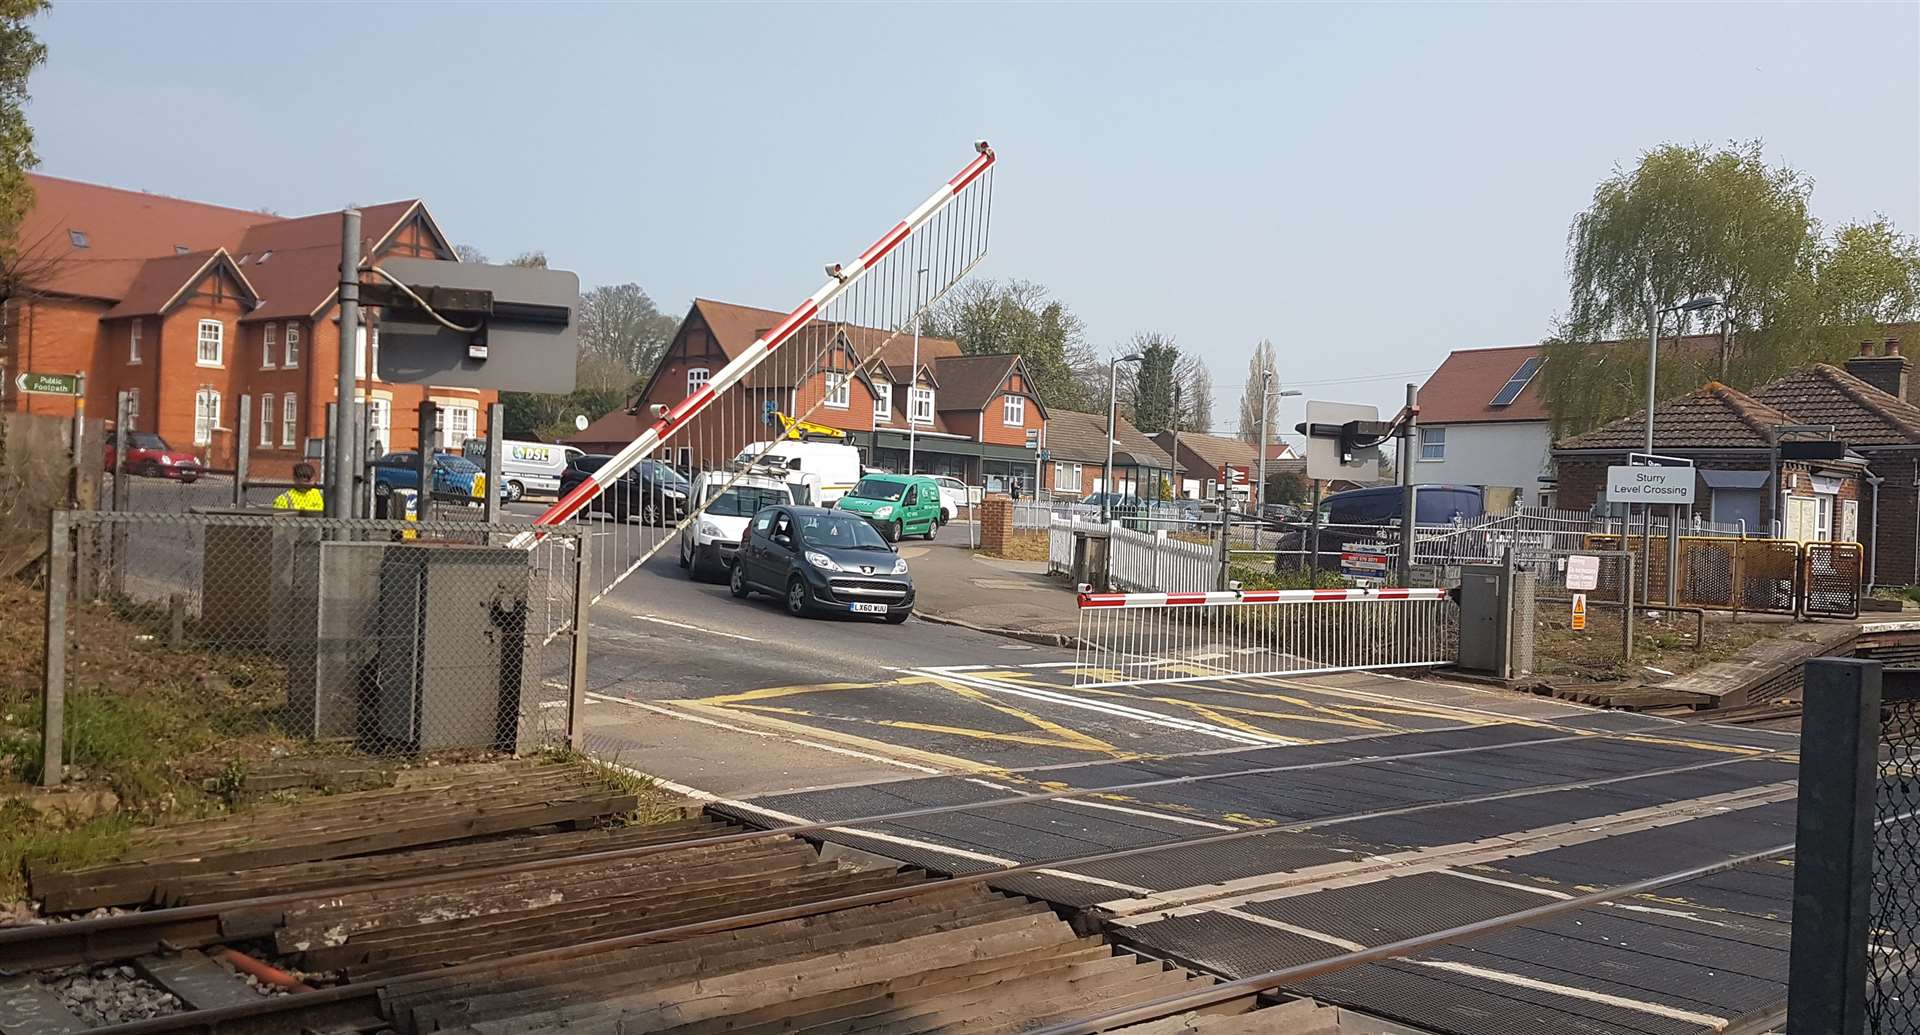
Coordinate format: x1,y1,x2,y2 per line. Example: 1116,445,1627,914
1,174,494,478
572,298,1052,491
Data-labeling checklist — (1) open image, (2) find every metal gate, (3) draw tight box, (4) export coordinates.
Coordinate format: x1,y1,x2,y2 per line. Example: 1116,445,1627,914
526,143,997,603
1071,587,1458,689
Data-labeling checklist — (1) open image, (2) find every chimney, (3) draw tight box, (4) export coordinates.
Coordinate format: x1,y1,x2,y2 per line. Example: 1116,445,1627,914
1848,338,1911,401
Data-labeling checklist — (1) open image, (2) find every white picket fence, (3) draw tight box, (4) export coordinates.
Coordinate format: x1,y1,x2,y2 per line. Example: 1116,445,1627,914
1047,516,1217,593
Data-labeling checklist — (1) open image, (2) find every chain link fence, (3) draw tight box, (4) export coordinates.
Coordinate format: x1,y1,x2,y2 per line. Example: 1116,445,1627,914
1872,686,1920,1035
39,509,585,785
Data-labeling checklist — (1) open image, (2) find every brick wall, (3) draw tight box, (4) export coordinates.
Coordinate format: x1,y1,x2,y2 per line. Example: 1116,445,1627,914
980,495,1013,553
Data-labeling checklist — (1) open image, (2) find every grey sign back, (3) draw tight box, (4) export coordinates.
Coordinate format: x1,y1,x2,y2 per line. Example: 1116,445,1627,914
373,257,581,394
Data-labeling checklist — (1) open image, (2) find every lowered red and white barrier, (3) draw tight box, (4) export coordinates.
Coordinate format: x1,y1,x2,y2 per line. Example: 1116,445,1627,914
1077,587,1448,609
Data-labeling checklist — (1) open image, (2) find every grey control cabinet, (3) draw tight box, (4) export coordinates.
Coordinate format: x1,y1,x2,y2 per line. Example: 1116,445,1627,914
1457,563,1534,679
373,543,531,753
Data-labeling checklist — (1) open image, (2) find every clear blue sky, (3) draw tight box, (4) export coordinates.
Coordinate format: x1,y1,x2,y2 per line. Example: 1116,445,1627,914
31,2,1919,437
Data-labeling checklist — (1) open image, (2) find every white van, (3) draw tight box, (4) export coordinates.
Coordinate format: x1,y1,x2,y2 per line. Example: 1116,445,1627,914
462,438,584,502
732,440,863,506
679,470,794,580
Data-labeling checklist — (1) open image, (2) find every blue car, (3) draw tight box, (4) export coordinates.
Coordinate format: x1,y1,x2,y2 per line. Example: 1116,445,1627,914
371,451,501,506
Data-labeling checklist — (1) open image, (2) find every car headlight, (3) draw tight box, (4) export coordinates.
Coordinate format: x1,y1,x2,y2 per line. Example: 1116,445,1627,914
890,558,909,575
805,550,842,572
664,488,686,499
159,456,174,466
872,505,893,519
697,521,722,538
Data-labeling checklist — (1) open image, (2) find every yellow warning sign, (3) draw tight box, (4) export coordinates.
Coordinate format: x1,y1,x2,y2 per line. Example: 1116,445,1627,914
1571,592,1588,632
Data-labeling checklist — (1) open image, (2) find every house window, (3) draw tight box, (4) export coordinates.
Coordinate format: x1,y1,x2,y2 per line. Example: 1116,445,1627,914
355,325,377,378
909,387,935,424
872,380,891,422
282,393,298,447
442,405,477,450
196,319,224,367
686,367,710,397
823,372,850,409
259,393,274,447
262,323,277,369
125,388,139,430
192,388,221,446
1419,426,1445,461
1055,462,1082,494
284,323,300,368
68,229,88,248
174,244,189,255
1003,394,1026,427
128,319,142,364
361,398,391,454
1815,493,1835,543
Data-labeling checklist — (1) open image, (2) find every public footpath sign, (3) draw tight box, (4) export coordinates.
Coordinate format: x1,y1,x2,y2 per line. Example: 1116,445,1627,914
1605,465,1695,504
16,371,82,396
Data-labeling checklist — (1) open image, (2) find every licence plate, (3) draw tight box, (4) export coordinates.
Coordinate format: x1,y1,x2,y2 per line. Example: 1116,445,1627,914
850,602,887,614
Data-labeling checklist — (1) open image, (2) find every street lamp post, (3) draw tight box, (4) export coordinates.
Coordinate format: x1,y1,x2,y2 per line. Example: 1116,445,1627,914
1253,370,1303,518
1103,352,1143,524
1641,290,1723,604
908,266,929,476
1170,384,1182,502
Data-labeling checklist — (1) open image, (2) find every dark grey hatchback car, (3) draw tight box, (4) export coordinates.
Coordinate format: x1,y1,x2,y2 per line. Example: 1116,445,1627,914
730,505,915,623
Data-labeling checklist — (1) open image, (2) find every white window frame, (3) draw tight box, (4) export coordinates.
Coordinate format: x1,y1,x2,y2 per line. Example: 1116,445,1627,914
441,404,477,450
193,388,220,446
284,322,300,368
125,388,139,430
282,393,298,447
823,372,850,410
259,393,274,447
1419,426,1445,461
128,319,142,364
196,319,223,367
872,380,891,422
262,323,277,369
361,397,392,454
909,387,935,425
686,367,710,397
1002,393,1025,427
1054,462,1082,494
1815,493,1835,543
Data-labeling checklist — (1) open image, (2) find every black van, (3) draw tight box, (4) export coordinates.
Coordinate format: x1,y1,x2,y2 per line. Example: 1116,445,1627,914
1275,484,1484,569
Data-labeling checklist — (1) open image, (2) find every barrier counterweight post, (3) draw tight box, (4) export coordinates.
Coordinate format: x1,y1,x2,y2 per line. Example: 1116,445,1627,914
1786,657,1879,1035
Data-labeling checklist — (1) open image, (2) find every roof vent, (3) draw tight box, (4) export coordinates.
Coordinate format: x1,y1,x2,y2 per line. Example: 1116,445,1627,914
175,244,189,255
67,229,88,248
258,250,272,263
1861,341,1876,357
1887,338,1903,357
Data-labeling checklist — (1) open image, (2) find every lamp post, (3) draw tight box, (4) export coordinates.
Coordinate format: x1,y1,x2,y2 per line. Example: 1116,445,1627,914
1103,352,1143,524
908,266,929,476
1641,290,1723,604
1253,367,1302,518
1170,384,1182,502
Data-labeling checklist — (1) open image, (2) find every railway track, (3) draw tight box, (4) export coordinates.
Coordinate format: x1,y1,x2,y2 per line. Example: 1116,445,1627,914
0,709,1803,1034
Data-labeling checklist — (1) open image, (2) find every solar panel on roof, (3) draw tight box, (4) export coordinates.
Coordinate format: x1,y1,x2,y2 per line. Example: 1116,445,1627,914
1490,356,1543,407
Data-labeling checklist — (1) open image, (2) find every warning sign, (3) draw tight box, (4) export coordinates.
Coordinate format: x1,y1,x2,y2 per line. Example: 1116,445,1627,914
1565,554,1600,592
1571,593,1588,632
1340,551,1389,583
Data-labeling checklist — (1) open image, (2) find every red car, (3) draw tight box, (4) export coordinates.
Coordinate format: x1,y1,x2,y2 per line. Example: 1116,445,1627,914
105,431,205,482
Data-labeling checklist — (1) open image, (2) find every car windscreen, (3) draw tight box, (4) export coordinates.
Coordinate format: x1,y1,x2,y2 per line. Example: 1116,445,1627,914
640,460,690,489
850,478,905,501
436,455,480,474
706,485,788,517
126,432,168,450
796,513,890,550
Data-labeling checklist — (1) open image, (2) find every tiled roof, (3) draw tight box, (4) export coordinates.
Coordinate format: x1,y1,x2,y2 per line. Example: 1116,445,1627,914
1420,334,1726,426
1154,429,1258,471
689,298,962,378
1045,409,1173,469
101,249,257,319
1748,363,1920,447
236,200,419,320
1555,382,1794,451
931,354,1018,412
18,174,272,302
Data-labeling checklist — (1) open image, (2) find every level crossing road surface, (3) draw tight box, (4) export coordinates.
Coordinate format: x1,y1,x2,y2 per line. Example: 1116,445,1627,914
578,536,1800,1035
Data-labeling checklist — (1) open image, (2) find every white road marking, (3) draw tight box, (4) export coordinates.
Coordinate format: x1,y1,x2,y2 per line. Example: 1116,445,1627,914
627,613,761,642
1216,908,1365,952
1411,960,1727,1028
1019,661,1082,669
917,668,1279,747
586,692,941,774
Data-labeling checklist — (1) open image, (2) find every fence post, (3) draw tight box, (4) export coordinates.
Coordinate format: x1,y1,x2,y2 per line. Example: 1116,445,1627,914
1152,529,1166,590
1620,552,1635,662
567,530,591,752
1214,508,1230,591
233,393,250,508
40,509,70,787
1786,657,1880,1035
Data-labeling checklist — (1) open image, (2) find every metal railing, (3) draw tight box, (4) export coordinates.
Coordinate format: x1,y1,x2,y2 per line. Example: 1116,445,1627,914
1045,516,1220,593
1071,586,1457,689
1788,658,1920,1035
38,509,587,785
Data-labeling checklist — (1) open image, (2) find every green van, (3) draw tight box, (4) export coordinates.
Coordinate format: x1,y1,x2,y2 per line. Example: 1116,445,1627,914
835,473,943,542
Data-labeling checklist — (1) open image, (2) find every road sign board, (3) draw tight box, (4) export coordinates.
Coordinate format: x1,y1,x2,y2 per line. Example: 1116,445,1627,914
1037,449,1049,462
1605,465,1696,504
1303,400,1388,484
1565,554,1600,591
16,372,81,396
1571,593,1588,631
1025,428,1039,448
373,257,580,393
1340,550,1389,580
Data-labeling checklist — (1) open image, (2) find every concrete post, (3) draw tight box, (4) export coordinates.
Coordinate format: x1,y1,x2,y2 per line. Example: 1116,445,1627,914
416,400,438,523
1399,383,1418,585
233,393,250,508
568,531,591,752
484,402,505,523
39,509,69,787
331,209,361,518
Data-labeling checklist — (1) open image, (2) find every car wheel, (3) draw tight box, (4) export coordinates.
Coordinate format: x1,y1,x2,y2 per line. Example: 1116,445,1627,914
374,481,392,499
938,508,951,526
884,521,902,543
679,537,692,570
785,577,810,617
505,480,524,503
138,461,162,478
729,562,751,599
642,500,659,526
178,475,198,484
883,608,911,625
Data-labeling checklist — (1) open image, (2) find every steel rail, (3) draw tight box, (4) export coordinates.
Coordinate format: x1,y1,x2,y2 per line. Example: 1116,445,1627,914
64,755,1804,1035
0,706,1795,970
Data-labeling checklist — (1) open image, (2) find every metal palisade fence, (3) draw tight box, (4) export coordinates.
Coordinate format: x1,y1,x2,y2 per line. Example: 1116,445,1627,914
37,509,587,785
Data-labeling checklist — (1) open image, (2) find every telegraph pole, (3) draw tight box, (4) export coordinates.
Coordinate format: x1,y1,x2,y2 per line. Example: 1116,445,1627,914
331,209,361,518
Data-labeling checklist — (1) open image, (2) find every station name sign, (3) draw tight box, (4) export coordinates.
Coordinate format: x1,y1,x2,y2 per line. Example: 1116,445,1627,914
1605,465,1695,504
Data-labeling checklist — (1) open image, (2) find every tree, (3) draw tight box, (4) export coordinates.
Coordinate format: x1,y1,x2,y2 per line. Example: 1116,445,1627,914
1127,332,1180,434
1540,142,1920,435
508,250,548,269
1236,339,1279,444
0,0,46,274
926,279,1098,410
454,244,488,264
1177,356,1214,432
1264,469,1308,507
579,283,679,376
